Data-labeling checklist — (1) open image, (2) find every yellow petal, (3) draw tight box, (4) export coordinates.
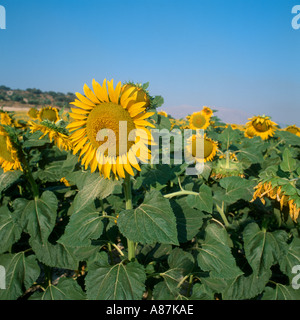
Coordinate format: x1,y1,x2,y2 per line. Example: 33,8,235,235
83,84,100,104
75,92,96,107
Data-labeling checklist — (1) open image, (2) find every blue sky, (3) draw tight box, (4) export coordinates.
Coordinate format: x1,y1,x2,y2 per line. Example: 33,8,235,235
0,0,299,126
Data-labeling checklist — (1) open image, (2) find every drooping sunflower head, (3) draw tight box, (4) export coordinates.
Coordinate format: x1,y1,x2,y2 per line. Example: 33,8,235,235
186,133,218,163
67,79,155,179
27,107,39,119
189,111,210,130
246,115,278,140
202,106,213,117
211,158,244,179
38,106,59,123
28,120,73,151
0,127,22,172
158,110,168,117
285,125,300,137
121,82,151,110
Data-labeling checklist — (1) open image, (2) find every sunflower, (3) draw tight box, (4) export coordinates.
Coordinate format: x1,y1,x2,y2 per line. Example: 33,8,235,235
67,79,155,180
121,83,151,110
252,181,299,221
28,121,73,151
285,125,300,137
211,158,244,179
189,111,210,130
202,106,213,117
38,106,59,123
27,107,39,119
0,127,22,172
158,110,168,117
246,115,278,140
1,112,13,126
186,132,218,163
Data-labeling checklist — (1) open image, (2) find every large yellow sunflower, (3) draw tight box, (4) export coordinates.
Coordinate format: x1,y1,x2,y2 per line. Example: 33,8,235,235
189,111,210,130
38,106,59,123
67,79,155,180
186,132,218,163
246,115,278,140
0,127,22,172
29,121,73,151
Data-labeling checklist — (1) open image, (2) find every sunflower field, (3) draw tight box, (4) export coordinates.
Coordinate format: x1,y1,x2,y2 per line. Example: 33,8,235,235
0,79,300,300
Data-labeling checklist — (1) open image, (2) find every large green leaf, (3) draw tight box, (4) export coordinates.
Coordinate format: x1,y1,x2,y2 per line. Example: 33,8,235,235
59,203,104,247
280,148,297,173
186,184,213,213
30,278,86,300
0,206,22,254
85,252,146,300
262,284,300,300
0,170,22,194
171,198,205,243
13,191,58,244
278,236,300,281
168,248,194,276
243,223,288,275
71,172,121,214
196,223,242,279
0,253,40,300
118,190,179,245
214,176,256,205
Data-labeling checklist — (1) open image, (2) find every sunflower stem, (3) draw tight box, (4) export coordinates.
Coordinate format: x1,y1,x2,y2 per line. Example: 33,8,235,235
216,202,230,228
20,152,39,199
123,172,136,261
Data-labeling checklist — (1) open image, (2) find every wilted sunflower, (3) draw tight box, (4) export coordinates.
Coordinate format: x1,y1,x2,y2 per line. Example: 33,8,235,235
29,121,73,151
67,79,155,179
27,108,39,119
252,181,299,222
38,106,59,122
0,127,22,172
186,132,218,163
246,115,278,140
121,83,151,110
189,111,210,130
285,125,300,137
211,159,244,179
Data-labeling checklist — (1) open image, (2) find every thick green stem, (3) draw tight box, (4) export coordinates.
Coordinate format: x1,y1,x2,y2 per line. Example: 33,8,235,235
20,153,39,199
216,202,230,228
123,173,136,261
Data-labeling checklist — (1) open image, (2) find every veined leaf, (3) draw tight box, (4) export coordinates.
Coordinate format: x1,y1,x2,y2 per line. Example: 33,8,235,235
13,191,58,244
196,223,242,279
262,284,300,300
0,253,40,300
30,278,86,300
243,223,288,275
85,252,146,300
186,184,213,213
118,190,179,245
0,170,22,195
280,148,297,173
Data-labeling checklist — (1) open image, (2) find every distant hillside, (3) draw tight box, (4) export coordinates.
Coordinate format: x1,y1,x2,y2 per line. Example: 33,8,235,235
0,85,75,110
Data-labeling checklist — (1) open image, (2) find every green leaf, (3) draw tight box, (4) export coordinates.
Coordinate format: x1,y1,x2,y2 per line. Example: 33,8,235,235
30,278,86,300
171,198,205,243
222,269,272,300
278,236,300,281
13,191,58,244
0,170,22,194
118,190,179,245
71,172,121,214
168,248,195,276
0,253,40,300
262,284,300,300
218,126,241,148
85,252,146,300
243,223,288,275
59,203,104,247
23,131,50,147
30,238,79,270
189,283,215,300
186,184,213,213
276,130,300,146
280,148,297,173
214,176,256,205
196,223,242,279
0,206,22,254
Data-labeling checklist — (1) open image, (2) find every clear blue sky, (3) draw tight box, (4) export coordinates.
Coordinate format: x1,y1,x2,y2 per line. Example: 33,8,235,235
0,0,299,126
